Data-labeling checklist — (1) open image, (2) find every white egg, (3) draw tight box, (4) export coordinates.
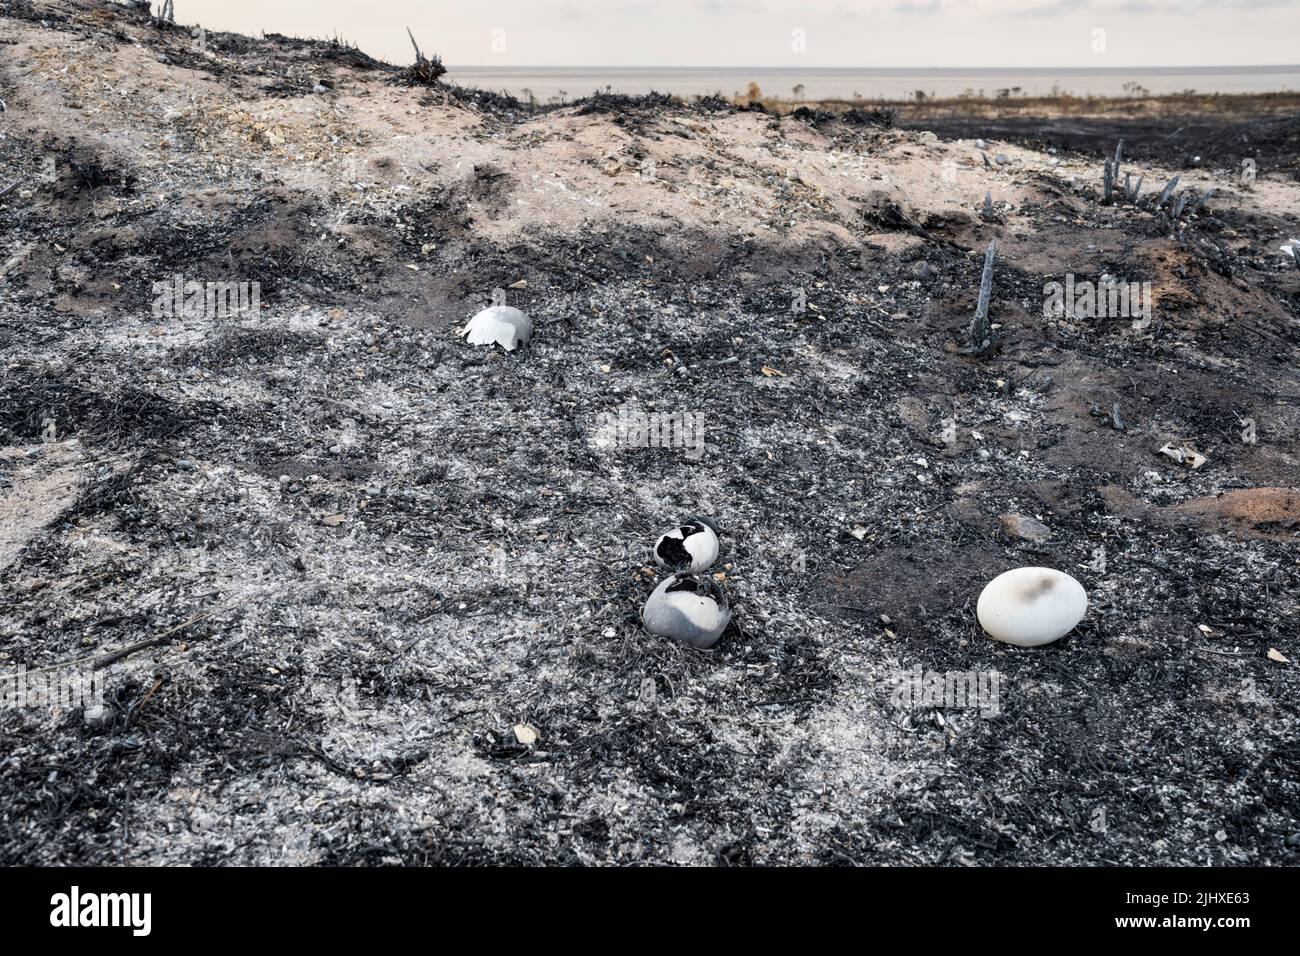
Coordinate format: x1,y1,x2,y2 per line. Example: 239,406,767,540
642,574,730,649
462,305,531,351
977,566,1088,647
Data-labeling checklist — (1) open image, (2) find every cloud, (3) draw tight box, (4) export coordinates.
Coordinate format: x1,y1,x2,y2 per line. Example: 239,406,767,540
894,0,946,13
1197,0,1295,8
1020,0,1090,17
1021,0,1294,13
693,0,767,14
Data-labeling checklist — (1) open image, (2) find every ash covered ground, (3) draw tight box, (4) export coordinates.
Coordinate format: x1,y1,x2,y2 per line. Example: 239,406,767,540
1,0,1298,865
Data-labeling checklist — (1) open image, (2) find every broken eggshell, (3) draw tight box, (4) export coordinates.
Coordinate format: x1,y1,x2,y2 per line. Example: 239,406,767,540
642,574,730,649
1158,442,1207,469
977,566,1088,648
462,305,532,351
652,516,721,574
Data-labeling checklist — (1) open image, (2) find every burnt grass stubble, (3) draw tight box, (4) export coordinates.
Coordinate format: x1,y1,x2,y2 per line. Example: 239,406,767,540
0,5,1299,866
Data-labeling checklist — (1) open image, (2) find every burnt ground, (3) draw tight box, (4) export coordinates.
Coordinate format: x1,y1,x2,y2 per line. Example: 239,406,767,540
898,108,1300,173
0,1,1298,866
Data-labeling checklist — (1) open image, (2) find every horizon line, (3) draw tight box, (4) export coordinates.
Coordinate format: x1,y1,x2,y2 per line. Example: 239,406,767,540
442,63,1300,72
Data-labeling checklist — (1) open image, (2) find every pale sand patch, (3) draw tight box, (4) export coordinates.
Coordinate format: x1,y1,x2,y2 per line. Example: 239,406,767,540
0,441,86,571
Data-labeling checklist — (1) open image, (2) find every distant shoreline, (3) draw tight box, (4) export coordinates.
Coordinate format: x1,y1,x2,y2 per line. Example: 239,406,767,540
444,64,1300,72
442,64,1300,104
779,90,1300,114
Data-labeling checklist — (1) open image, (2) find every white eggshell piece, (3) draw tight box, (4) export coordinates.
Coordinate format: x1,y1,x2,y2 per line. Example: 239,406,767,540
977,566,1087,647
642,575,730,649
462,305,532,351
653,521,720,575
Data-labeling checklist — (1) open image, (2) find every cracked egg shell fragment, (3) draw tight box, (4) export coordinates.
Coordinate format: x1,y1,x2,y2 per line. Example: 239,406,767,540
642,573,731,649
462,305,532,351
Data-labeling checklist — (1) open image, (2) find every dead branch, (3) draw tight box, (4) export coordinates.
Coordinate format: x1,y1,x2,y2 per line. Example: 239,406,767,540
401,28,446,85
406,27,426,65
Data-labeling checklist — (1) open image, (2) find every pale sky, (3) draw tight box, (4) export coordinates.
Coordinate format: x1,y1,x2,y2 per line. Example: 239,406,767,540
175,0,1300,68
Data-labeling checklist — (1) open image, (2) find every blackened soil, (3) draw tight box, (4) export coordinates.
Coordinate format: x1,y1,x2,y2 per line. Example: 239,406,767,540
0,0,1298,867
901,111,1300,172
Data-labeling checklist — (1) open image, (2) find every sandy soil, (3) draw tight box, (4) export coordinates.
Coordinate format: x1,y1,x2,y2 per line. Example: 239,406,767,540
1,0,1298,865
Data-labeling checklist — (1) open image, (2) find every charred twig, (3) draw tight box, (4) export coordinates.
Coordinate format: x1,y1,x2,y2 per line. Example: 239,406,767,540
0,179,19,198
1169,190,1191,226
1090,403,1126,431
1153,176,1179,210
90,605,227,669
1102,139,1123,204
871,201,966,259
1123,172,1143,204
0,602,231,680
836,604,876,615
964,238,997,356
129,676,165,717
